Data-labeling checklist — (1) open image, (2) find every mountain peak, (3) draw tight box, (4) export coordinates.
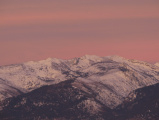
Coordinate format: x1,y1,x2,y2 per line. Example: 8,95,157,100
108,55,127,62
80,54,101,60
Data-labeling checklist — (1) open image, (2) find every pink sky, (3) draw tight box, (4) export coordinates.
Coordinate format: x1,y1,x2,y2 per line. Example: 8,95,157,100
0,0,159,66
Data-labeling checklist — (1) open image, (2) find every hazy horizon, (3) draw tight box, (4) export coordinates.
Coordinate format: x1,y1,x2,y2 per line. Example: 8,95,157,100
1,0,159,66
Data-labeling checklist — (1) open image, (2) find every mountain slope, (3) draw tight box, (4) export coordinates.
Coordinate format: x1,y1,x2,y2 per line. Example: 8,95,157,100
155,62,159,67
0,79,112,120
0,79,159,120
0,55,159,109
114,83,159,120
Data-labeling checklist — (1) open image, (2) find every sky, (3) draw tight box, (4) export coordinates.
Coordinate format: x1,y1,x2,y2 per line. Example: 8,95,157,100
0,0,159,66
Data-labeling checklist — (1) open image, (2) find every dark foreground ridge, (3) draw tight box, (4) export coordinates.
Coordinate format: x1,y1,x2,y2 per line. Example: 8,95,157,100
0,79,159,120
114,83,159,120
0,79,112,120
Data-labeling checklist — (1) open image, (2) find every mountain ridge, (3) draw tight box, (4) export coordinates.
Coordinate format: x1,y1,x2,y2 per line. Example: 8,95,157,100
0,55,159,108
0,79,159,120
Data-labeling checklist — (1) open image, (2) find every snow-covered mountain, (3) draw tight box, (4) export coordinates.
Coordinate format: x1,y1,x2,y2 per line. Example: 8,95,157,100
0,77,159,120
155,62,159,67
0,55,159,109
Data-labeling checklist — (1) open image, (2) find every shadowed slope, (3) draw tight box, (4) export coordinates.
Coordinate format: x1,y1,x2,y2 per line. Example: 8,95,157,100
0,79,112,120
